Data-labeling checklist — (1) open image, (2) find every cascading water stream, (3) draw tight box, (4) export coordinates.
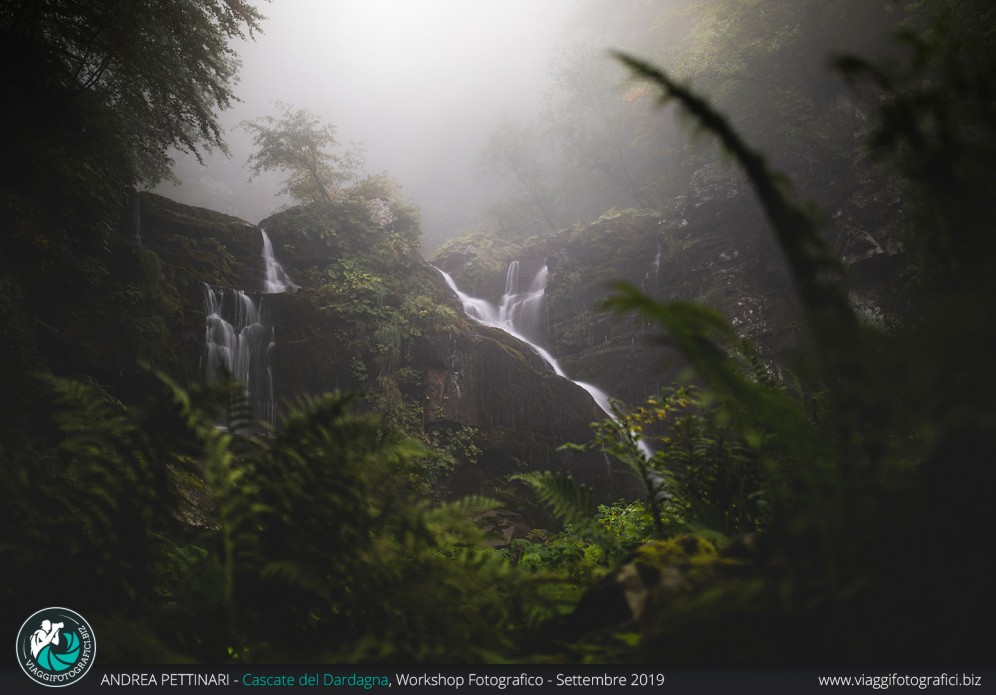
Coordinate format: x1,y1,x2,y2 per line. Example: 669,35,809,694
202,284,274,423
435,262,654,461
132,196,142,247
262,228,298,293
202,228,297,429
642,238,662,293
436,263,565,377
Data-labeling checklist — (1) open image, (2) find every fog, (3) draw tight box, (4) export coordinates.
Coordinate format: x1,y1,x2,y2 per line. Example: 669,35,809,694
157,0,584,245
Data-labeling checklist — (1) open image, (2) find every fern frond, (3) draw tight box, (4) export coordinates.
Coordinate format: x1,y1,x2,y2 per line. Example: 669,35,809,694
425,495,501,526
511,471,595,527
260,560,329,599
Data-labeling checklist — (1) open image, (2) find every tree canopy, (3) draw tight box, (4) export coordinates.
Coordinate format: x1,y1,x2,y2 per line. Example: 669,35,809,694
0,0,267,186
0,0,267,432
244,102,366,205
477,115,558,232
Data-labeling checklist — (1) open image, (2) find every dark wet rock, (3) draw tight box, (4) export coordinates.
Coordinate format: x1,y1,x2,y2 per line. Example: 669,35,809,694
437,174,805,408
140,193,638,499
474,508,532,548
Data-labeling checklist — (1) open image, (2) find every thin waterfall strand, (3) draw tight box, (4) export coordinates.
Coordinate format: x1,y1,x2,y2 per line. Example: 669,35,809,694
262,228,298,294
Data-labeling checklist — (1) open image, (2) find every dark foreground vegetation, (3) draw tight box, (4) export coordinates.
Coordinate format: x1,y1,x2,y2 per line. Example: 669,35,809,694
1,0,994,665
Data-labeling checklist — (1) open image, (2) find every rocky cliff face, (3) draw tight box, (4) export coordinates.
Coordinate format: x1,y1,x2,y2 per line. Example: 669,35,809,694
133,191,265,386
435,163,904,409
134,172,903,502
136,193,632,499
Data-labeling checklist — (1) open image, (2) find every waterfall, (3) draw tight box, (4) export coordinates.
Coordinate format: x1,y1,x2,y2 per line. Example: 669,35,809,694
201,228,296,429
437,260,546,346
436,262,654,460
202,284,275,427
261,228,298,294
498,261,546,341
436,265,565,377
132,196,142,247
642,238,662,293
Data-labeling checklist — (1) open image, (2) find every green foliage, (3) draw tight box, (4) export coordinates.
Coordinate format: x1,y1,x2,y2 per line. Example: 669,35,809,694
511,471,596,529
508,534,604,590
594,501,657,546
259,198,481,490
467,2,995,663
415,424,482,500
0,1,265,438
602,53,882,583
510,472,635,567
0,373,551,663
350,173,423,245
498,500,659,622
1,375,181,616
0,0,265,186
4,0,992,668
550,3,996,661
587,387,770,539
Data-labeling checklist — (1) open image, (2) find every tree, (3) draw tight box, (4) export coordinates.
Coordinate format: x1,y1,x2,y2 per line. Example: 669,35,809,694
0,1,267,443
477,116,559,232
545,41,657,210
640,0,899,187
0,0,267,186
244,102,365,205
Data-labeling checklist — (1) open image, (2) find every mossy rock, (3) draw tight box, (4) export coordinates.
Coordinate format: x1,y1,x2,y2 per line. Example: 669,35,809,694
137,191,261,290
633,535,719,570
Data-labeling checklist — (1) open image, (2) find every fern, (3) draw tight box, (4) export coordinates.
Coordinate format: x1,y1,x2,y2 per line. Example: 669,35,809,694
511,471,621,558
613,52,859,355
1,372,614,663
511,471,595,527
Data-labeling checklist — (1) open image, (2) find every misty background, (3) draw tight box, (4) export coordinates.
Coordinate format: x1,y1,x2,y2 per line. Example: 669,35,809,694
157,0,591,248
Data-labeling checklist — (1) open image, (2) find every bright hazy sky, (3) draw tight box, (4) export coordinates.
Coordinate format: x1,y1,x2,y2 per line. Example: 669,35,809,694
163,0,581,230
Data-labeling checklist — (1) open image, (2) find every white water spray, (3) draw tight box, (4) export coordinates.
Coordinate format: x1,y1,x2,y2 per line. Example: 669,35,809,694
262,228,298,294
202,229,297,428
642,238,662,293
133,196,142,247
202,284,275,427
436,263,653,460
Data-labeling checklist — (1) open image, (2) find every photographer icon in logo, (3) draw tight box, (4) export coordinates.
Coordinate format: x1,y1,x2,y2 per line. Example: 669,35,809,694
17,607,96,687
